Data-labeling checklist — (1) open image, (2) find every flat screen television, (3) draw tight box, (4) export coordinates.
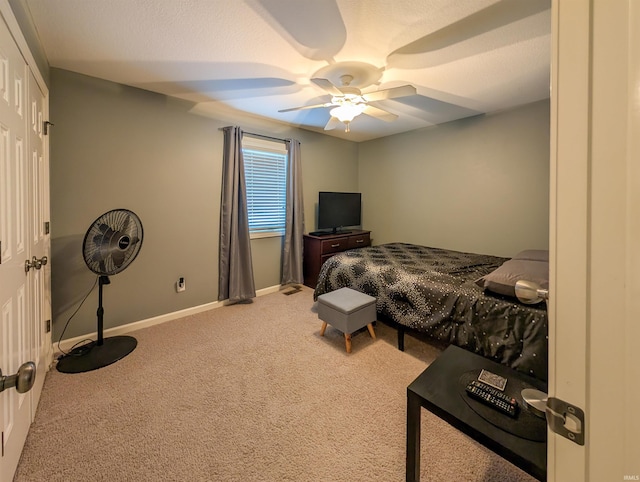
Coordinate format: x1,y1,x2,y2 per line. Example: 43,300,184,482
317,191,362,234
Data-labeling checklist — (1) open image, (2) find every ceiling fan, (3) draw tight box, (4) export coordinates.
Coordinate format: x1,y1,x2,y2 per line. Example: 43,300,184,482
278,74,417,133
164,0,547,136
256,0,549,135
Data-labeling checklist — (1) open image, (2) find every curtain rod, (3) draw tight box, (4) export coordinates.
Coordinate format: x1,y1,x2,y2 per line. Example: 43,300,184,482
219,127,288,144
244,131,288,143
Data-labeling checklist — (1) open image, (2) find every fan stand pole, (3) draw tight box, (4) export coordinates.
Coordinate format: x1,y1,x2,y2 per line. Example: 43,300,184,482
96,275,110,346
55,274,137,374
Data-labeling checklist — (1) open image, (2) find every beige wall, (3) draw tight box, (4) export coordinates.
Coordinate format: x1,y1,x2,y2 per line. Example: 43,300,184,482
50,68,359,340
358,100,550,257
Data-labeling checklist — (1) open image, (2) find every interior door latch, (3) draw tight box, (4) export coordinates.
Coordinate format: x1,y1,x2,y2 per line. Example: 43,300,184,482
43,120,54,135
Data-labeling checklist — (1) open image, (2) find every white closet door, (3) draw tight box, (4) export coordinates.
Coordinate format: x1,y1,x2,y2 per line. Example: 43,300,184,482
0,13,32,481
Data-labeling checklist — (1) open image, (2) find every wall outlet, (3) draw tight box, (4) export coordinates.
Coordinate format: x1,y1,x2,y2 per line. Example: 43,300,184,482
176,277,186,292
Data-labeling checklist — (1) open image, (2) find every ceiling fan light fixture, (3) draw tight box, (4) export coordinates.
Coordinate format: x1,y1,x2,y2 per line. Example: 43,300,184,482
330,102,366,123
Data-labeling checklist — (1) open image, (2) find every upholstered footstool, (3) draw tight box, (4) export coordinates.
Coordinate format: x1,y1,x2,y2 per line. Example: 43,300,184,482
317,287,377,353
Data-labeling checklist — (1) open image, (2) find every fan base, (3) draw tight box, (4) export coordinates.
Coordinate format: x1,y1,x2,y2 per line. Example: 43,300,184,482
313,61,382,88
56,336,137,374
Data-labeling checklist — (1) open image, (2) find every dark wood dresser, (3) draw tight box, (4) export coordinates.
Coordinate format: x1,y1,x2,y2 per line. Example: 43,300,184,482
303,230,371,288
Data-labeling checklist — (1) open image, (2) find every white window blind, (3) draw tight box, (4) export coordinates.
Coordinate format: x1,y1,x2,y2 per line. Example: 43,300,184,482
242,137,287,237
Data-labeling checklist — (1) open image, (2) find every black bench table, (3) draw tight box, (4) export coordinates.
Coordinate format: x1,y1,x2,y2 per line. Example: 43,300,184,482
406,345,548,481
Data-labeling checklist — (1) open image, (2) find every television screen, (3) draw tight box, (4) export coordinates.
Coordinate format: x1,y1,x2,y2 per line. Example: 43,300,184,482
317,192,361,232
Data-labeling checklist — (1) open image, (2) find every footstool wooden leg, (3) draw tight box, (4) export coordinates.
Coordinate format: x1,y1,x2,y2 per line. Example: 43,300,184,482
367,323,376,339
320,321,328,336
345,333,352,353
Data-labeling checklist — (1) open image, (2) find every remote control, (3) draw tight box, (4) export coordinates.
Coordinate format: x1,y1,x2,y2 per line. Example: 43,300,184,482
465,380,519,418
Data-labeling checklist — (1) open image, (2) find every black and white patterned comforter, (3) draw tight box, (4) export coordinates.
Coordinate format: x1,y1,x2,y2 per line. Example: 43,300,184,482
313,243,548,381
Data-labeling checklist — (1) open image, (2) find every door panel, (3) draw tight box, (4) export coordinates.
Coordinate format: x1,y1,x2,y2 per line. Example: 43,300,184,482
26,66,48,409
0,13,31,480
0,11,50,480
550,0,640,479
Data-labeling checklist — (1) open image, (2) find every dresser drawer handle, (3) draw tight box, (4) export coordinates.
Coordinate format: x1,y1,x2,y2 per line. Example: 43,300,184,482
331,243,340,248
355,239,364,243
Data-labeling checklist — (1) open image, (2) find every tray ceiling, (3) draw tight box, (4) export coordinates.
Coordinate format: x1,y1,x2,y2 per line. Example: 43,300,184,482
23,0,551,142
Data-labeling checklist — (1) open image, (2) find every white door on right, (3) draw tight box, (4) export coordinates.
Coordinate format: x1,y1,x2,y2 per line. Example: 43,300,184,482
550,0,640,480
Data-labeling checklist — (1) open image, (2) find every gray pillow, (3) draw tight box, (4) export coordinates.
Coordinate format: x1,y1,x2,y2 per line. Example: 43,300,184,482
475,258,549,298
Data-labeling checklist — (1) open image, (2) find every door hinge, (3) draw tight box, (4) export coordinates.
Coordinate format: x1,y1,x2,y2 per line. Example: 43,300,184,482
2,430,4,457
43,121,54,135
45,319,51,333
44,221,50,235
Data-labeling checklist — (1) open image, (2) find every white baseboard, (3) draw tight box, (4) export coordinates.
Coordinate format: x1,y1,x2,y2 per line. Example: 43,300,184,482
54,284,282,354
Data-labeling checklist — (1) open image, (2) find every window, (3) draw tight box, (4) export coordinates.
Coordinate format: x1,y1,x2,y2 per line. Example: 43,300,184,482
242,136,287,238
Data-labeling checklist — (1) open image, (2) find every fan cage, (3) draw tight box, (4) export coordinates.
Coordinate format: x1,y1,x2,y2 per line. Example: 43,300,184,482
82,209,143,275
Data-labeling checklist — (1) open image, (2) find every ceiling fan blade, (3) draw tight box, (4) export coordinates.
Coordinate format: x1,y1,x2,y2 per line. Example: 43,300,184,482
363,85,417,102
362,105,398,122
279,102,332,113
311,78,344,97
392,93,482,124
324,117,341,131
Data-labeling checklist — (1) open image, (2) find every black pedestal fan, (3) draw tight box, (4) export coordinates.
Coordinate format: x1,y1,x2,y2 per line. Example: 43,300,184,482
57,209,143,373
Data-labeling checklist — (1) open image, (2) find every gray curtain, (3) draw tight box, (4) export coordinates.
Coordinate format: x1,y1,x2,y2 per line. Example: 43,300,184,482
281,139,305,285
219,126,256,303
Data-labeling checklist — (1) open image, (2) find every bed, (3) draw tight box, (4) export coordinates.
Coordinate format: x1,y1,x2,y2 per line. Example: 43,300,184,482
313,243,548,381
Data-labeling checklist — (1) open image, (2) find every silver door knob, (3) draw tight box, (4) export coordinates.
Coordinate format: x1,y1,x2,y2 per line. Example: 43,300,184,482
0,361,36,394
25,257,35,272
24,255,47,272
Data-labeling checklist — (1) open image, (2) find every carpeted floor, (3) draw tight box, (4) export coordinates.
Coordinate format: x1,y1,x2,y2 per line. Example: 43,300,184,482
14,286,537,481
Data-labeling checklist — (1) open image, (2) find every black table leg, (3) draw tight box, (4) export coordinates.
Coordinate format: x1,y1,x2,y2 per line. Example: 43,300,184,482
406,389,422,482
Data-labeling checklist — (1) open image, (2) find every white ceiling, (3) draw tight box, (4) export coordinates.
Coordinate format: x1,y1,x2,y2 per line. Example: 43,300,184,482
23,0,551,142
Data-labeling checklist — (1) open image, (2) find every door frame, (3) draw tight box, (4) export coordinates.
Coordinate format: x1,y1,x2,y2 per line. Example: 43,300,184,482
549,0,640,479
